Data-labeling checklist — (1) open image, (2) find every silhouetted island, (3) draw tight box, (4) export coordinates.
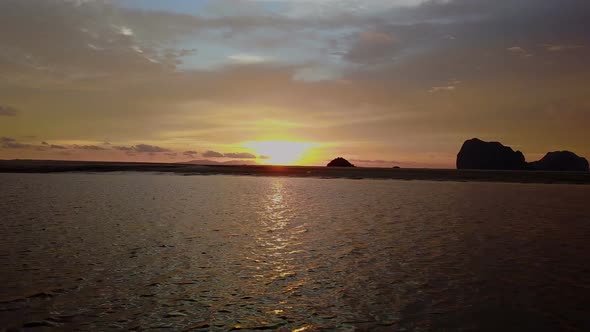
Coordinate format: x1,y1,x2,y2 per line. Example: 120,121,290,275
457,138,589,172
327,157,355,167
457,138,527,170
530,151,589,172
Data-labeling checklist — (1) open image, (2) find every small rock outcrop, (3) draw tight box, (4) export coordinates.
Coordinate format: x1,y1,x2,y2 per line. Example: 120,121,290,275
327,157,355,167
529,151,589,172
457,138,527,170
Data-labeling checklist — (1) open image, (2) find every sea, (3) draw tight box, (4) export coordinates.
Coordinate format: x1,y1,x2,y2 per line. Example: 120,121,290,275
1,173,589,331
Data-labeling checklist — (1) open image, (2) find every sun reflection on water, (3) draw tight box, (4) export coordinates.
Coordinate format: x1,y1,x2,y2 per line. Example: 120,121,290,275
255,179,301,289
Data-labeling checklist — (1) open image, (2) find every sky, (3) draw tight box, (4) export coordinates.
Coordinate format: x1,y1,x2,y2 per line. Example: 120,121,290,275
0,0,589,167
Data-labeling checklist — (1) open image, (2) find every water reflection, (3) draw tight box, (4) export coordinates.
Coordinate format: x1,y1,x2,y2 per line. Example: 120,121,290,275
263,179,288,231
3,174,589,331
256,179,298,286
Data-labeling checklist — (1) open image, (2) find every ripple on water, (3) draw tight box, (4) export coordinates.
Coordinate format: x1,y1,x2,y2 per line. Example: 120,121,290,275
0,174,589,331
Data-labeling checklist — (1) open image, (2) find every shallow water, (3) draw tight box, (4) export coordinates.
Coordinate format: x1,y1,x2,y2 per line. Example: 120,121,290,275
1,173,589,331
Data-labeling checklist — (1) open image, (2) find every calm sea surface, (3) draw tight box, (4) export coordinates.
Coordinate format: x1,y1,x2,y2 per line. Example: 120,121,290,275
1,173,589,331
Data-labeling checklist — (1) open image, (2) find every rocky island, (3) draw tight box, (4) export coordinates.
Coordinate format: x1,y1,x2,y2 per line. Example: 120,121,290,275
457,138,527,170
457,138,589,172
529,151,589,172
326,157,355,167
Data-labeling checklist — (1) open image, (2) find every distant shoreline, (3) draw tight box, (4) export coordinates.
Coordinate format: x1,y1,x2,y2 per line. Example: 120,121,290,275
1,160,589,185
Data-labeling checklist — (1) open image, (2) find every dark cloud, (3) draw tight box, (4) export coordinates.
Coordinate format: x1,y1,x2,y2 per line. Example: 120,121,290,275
183,150,198,157
40,141,68,150
114,144,170,153
0,105,18,116
74,145,106,151
133,144,170,153
1,137,33,149
0,0,187,78
164,152,177,158
345,30,399,64
223,152,257,159
203,150,224,158
410,0,590,23
339,0,590,72
113,146,134,151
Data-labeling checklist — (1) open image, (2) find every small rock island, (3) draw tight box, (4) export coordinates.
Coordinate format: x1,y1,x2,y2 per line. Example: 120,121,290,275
327,157,355,167
457,138,589,172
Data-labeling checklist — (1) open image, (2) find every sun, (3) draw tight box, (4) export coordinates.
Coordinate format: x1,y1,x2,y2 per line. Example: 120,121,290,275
244,141,315,165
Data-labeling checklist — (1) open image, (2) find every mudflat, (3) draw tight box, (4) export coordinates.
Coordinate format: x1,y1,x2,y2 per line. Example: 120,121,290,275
1,160,589,184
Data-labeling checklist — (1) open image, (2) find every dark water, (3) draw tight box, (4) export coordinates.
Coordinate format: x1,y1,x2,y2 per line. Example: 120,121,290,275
1,173,589,331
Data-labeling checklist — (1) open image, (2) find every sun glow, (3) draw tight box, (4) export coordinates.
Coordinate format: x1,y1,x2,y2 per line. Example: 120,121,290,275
244,141,316,165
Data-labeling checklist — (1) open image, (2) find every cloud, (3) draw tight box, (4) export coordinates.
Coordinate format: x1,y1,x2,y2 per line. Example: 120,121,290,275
359,31,396,45
0,0,188,79
507,46,533,58
39,141,68,150
507,46,526,53
114,144,170,153
164,152,177,158
1,0,590,165
429,86,456,93
133,144,170,153
116,26,134,37
0,137,34,149
203,150,224,158
1,142,34,149
427,78,461,93
183,150,198,157
223,152,257,159
201,151,257,159
74,145,107,151
543,44,584,52
113,146,134,152
345,30,398,64
227,54,269,64
0,106,18,116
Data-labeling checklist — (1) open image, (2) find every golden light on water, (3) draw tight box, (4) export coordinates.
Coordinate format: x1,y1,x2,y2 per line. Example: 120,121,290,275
244,141,317,165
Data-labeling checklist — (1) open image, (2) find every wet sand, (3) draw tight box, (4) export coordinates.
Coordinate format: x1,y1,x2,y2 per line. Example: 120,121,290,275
0,159,589,184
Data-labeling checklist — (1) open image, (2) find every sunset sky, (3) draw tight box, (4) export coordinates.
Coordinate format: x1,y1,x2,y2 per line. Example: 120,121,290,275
1,0,588,167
